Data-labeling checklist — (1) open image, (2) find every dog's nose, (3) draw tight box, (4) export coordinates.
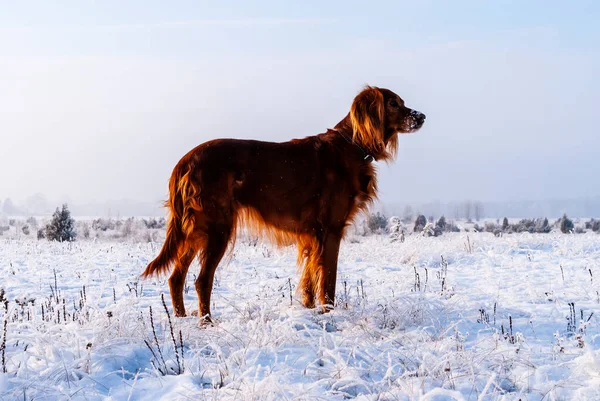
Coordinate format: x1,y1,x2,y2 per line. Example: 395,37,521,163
411,110,426,122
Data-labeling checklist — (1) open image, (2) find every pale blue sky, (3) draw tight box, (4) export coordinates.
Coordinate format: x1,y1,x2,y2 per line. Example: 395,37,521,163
1,1,599,206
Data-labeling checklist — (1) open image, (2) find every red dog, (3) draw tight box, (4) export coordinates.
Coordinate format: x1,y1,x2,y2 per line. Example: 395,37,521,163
142,86,425,321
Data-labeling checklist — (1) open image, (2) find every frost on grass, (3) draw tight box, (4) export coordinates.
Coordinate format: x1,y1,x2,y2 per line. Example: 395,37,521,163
0,233,599,400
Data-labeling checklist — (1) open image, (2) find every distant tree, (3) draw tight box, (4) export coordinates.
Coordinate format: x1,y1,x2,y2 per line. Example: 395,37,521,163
585,219,600,232
463,201,473,222
474,202,484,221
446,220,461,233
434,216,446,237
511,218,538,233
436,216,447,231
484,222,498,233
143,217,166,229
26,217,38,229
422,222,435,237
414,215,427,232
93,218,116,231
2,198,22,215
502,217,509,230
453,205,461,220
535,217,551,233
44,204,76,241
368,212,387,233
559,214,574,234
120,217,135,238
79,222,91,239
388,217,405,242
402,205,414,223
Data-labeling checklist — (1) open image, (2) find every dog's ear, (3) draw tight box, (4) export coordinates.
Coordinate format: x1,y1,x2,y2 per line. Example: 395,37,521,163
350,86,385,157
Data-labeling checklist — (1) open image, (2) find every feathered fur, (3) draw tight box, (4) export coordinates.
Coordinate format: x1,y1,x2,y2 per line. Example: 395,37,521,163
141,86,425,321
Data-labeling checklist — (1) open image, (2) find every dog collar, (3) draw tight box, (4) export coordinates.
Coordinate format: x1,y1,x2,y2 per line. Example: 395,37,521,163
332,129,375,163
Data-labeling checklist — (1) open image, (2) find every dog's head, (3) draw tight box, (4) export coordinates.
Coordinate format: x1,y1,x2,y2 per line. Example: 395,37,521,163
350,86,425,161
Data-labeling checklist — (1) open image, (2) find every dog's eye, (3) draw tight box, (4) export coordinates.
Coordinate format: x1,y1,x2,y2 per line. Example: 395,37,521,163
389,100,399,108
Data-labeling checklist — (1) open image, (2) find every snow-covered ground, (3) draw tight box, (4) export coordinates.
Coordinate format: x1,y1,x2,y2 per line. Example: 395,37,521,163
0,232,599,400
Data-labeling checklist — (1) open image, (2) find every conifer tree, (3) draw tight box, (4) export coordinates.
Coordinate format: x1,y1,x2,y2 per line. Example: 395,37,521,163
45,204,76,241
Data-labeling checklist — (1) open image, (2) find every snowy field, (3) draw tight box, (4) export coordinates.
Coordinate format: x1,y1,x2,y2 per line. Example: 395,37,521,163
0,231,599,400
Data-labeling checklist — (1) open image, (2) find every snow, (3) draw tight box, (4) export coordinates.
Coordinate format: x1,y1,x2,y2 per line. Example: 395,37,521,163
0,231,599,400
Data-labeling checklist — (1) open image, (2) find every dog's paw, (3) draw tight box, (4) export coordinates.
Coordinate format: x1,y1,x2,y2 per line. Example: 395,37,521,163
317,304,335,314
191,310,215,326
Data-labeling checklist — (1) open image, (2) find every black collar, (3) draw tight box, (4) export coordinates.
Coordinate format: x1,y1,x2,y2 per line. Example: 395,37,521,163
332,129,375,163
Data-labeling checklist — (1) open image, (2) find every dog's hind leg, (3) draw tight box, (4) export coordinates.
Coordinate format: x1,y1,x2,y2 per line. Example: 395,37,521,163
168,243,198,317
195,222,233,322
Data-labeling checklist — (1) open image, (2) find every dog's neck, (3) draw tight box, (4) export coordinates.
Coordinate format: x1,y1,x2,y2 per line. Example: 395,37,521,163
332,114,375,163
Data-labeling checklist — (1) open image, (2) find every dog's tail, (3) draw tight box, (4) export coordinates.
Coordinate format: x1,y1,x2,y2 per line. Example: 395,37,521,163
141,215,182,277
142,160,201,277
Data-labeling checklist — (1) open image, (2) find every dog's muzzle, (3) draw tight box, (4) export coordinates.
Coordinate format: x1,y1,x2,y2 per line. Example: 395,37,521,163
410,110,426,130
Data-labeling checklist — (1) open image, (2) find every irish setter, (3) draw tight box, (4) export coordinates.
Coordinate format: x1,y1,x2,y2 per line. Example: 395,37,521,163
142,86,425,321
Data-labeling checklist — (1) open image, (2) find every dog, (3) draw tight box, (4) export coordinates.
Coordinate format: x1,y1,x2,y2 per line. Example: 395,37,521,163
142,86,425,321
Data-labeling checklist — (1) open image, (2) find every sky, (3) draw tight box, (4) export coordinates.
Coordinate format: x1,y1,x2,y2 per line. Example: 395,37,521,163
1,0,599,208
